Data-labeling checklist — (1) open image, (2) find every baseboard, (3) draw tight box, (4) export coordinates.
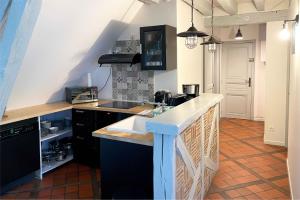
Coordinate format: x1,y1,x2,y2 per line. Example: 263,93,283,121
253,117,264,121
287,159,293,200
263,139,286,147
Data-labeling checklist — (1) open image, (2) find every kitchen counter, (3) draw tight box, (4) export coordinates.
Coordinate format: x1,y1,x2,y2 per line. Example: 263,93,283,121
0,100,153,125
146,93,223,199
93,128,153,146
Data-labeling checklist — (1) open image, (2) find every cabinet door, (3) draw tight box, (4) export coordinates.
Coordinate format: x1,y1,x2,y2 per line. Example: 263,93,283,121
140,26,166,70
96,111,118,129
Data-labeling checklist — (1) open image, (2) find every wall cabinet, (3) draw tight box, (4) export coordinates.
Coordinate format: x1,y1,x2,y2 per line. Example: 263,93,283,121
140,25,177,70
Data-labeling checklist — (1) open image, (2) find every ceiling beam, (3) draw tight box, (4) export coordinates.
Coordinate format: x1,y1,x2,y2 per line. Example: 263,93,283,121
195,0,212,16
138,0,159,4
216,0,237,15
252,0,265,11
204,9,289,27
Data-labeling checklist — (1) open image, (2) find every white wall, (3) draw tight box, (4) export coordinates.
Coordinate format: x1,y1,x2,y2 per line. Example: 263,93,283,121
119,0,178,94
215,24,266,121
7,0,143,110
176,0,208,93
264,21,289,146
287,0,300,198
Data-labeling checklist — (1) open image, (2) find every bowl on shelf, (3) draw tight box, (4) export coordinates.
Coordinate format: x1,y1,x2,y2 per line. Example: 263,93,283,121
48,127,59,134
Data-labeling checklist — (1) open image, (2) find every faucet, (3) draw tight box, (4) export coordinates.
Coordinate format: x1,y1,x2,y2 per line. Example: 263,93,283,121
141,100,168,114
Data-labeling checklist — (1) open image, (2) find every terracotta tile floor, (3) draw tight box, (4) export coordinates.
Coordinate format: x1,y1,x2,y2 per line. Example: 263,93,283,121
0,118,290,199
206,118,290,200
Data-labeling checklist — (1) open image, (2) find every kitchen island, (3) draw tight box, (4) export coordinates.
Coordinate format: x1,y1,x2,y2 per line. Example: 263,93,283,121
93,93,223,199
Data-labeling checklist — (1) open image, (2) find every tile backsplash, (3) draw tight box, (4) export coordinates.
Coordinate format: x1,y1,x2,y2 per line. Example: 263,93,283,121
112,40,154,102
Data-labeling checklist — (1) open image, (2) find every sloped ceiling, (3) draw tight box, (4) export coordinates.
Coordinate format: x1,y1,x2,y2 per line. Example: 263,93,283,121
7,0,143,110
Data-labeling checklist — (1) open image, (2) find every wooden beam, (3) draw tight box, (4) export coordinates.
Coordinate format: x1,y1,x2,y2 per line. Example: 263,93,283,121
216,0,237,15
204,9,289,27
195,0,212,16
138,0,159,4
252,0,265,11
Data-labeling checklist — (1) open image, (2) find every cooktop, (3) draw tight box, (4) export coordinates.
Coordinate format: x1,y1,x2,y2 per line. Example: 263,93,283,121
98,101,140,109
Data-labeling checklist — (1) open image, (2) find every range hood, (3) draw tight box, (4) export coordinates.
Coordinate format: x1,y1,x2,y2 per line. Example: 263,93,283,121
98,53,141,67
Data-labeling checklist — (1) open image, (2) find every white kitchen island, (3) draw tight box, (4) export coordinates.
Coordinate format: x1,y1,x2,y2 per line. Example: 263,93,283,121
146,93,223,200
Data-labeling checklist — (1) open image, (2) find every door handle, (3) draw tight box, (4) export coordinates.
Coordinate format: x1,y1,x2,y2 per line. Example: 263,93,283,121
246,78,252,87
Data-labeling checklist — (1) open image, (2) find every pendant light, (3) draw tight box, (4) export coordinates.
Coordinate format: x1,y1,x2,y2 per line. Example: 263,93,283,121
235,26,243,40
177,0,208,49
200,0,222,52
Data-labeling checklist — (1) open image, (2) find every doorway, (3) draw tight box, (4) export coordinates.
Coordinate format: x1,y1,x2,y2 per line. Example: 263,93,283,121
220,42,255,119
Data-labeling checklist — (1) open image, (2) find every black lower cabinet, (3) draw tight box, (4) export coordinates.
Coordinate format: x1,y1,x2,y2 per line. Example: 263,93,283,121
72,109,133,167
100,139,153,199
72,109,100,167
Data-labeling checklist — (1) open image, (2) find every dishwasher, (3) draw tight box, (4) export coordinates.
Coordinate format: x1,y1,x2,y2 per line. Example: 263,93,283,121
0,118,40,194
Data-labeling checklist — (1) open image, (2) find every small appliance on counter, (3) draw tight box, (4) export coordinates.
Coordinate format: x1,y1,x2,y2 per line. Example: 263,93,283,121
154,90,172,105
169,94,188,106
154,91,188,106
182,84,200,100
66,86,98,104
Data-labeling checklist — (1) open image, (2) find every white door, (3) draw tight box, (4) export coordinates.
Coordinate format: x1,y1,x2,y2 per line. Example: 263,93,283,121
221,42,254,119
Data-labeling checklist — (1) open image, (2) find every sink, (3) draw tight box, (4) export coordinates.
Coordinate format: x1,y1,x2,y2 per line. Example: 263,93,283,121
106,116,149,135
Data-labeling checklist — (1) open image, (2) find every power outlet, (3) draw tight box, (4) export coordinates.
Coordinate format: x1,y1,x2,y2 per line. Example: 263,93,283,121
267,126,275,133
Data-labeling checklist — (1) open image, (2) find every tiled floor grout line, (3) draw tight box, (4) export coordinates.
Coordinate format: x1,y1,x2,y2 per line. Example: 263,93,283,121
209,180,265,194
220,129,287,163
230,159,290,196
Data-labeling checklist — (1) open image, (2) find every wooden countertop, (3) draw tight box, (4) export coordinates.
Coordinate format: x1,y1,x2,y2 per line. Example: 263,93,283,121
93,128,153,146
0,102,73,125
1,100,153,125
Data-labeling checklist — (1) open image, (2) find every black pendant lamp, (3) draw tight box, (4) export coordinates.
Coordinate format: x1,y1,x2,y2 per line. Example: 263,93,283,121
235,26,243,40
201,0,222,52
177,0,208,49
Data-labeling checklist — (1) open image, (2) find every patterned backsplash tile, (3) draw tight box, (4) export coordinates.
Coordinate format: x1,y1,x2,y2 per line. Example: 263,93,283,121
112,40,154,102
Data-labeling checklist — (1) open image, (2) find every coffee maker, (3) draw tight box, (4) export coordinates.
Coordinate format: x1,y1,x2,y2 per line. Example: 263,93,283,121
182,84,200,100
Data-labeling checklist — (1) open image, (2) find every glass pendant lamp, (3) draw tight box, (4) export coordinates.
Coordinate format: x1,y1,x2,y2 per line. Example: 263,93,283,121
177,0,208,49
200,0,222,52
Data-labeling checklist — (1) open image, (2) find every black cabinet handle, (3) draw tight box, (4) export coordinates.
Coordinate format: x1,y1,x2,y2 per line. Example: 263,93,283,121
76,123,85,127
75,110,85,114
76,136,85,140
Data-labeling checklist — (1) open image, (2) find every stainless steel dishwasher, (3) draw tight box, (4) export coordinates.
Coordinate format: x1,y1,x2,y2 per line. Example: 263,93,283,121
0,118,40,194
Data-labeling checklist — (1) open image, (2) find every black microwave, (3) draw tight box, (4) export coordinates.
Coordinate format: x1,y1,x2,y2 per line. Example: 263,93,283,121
66,87,98,104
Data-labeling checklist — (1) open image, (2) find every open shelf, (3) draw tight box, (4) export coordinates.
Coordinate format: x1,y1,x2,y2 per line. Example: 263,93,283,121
41,128,72,142
42,154,73,174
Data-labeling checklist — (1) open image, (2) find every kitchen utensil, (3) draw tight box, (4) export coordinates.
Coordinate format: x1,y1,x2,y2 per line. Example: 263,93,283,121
56,150,67,161
51,120,65,131
41,121,51,129
64,143,72,155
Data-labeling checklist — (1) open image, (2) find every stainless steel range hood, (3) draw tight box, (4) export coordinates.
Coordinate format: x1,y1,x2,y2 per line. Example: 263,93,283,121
98,53,141,67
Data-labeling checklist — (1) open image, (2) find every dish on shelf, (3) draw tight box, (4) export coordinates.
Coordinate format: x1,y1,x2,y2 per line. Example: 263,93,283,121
48,126,59,134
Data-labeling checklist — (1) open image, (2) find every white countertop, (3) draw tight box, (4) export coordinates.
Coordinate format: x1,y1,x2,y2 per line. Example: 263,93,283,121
146,93,223,136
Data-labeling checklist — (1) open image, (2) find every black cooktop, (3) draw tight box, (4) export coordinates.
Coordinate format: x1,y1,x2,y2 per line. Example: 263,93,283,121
98,101,140,109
